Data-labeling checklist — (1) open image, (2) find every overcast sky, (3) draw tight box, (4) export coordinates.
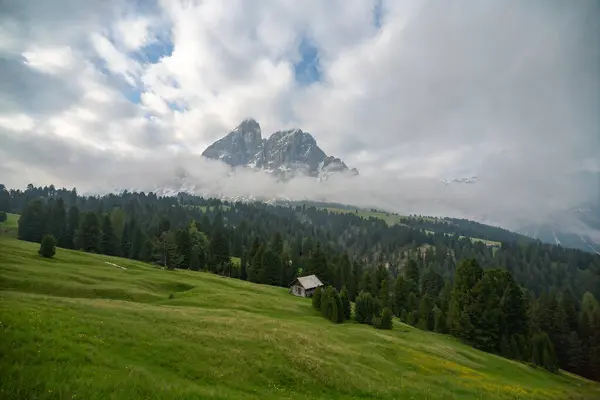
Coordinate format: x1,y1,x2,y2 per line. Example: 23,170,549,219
1,0,599,230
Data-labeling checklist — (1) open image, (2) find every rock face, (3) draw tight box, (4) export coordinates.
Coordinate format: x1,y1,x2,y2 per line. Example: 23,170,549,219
202,119,357,178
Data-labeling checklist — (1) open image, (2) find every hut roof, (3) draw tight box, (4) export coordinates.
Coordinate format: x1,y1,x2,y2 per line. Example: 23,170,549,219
292,275,324,290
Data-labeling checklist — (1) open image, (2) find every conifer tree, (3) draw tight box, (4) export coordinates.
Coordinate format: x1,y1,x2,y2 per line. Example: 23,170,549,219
355,291,376,325
66,206,79,249
80,212,101,253
340,286,351,320
47,198,67,248
100,215,118,256
39,234,56,258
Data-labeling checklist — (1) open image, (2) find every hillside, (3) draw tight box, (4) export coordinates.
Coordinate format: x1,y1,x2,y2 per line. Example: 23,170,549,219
1,237,599,399
0,212,19,238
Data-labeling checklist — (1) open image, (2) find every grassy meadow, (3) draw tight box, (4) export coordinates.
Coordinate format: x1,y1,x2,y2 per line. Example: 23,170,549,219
321,207,406,226
0,212,19,238
1,236,599,399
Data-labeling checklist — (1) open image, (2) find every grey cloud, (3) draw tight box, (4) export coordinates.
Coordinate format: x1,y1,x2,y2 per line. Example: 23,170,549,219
0,57,81,115
0,0,598,243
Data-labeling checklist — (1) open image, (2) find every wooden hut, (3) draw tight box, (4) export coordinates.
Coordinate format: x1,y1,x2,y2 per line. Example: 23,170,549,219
289,275,324,297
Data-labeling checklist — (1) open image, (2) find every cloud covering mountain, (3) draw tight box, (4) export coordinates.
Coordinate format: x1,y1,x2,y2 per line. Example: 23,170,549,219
0,0,598,241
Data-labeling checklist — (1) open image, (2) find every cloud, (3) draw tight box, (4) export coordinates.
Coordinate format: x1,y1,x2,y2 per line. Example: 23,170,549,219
0,0,598,236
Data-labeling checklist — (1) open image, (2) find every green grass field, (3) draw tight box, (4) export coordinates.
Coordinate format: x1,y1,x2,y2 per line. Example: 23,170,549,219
1,237,598,399
321,207,406,226
0,212,19,238
322,206,500,246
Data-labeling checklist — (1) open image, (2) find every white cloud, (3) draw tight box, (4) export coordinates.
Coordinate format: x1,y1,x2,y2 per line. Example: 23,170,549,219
0,113,35,132
115,17,154,51
91,33,140,86
0,0,598,235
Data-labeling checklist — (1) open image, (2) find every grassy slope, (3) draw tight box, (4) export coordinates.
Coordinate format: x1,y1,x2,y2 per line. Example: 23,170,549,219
321,207,406,226
1,237,598,400
0,213,19,238
322,206,501,246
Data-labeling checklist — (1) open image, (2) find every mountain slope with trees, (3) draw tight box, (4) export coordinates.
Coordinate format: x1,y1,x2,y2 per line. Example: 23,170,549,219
1,183,599,381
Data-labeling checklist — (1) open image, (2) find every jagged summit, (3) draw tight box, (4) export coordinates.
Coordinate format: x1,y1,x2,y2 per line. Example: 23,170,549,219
202,119,358,179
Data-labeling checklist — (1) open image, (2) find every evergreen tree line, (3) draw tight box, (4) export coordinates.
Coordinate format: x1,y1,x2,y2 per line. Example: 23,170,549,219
5,184,600,381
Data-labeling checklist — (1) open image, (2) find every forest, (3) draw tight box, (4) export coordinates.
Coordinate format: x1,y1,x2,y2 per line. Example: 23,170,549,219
1,183,599,381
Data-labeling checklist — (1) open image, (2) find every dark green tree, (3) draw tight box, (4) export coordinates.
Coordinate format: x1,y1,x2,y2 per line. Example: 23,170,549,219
448,258,483,341
393,275,408,316
417,294,435,331
373,307,393,330
261,249,282,286
47,198,67,248
209,229,230,271
175,228,193,269
39,234,57,258
121,221,131,258
100,215,118,256
18,199,47,243
379,278,391,309
320,287,342,323
80,212,101,253
308,243,330,285
404,259,420,285
66,206,79,249
312,287,323,310
340,286,351,320
355,291,376,325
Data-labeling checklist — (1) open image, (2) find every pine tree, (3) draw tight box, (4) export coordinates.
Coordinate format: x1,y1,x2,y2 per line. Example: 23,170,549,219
407,292,418,313
566,331,583,374
320,287,342,323
421,269,443,297
248,244,265,283
130,225,145,260
448,258,483,341
404,259,420,285
80,212,101,253
175,228,193,269
18,199,47,243
47,198,67,248
417,294,434,331
100,215,118,256
154,231,180,269
393,275,408,316
308,243,330,285
312,287,323,310
340,286,351,320
360,271,373,295
66,206,79,249
261,249,281,286
355,291,376,325
271,232,284,255
39,234,57,258
121,221,131,258
374,307,393,330
379,278,391,309
501,276,527,337
209,229,230,272
240,254,248,280
434,307,447,333
588,309,600,381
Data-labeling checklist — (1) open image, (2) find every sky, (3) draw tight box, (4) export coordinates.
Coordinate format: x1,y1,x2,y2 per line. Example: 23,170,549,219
0,0,599,233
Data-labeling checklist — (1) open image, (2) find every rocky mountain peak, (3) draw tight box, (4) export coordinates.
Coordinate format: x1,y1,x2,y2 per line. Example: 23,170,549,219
202,119,357,178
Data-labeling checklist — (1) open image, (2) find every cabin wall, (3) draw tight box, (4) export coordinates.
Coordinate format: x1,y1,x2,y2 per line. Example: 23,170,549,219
290,284,305,297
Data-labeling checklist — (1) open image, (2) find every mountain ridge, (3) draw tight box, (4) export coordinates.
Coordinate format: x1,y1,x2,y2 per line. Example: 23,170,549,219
202,119,358,179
